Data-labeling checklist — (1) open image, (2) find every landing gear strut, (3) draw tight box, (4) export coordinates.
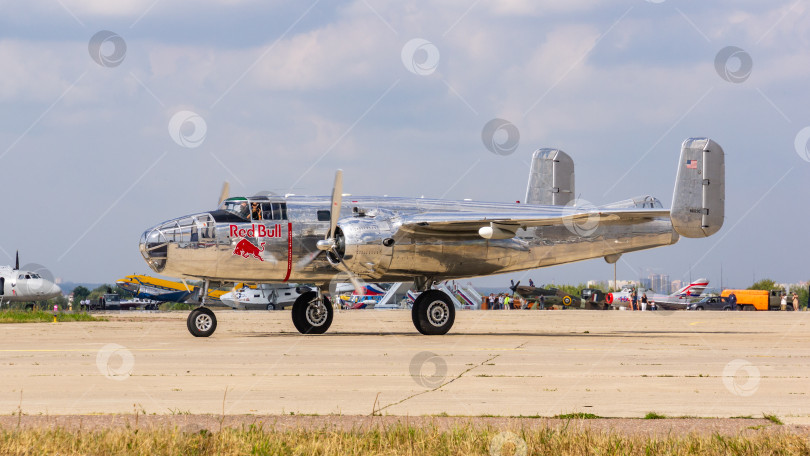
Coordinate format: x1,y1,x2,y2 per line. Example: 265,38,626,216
292,291,333,334
186,279,217,337
412,289,455,335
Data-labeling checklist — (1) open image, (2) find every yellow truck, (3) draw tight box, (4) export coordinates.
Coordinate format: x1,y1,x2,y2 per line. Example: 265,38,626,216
721,289,794,311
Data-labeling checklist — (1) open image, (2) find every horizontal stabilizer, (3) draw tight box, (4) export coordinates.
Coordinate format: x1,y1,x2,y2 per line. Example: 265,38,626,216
671,138,725,238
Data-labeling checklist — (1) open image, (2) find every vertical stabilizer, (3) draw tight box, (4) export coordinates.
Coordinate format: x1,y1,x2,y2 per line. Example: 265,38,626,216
671,138,725,238
525,149,575,205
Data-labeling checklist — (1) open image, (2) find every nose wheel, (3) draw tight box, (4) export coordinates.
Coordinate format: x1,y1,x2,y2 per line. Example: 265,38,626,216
187,307,217,337
292,291,333,334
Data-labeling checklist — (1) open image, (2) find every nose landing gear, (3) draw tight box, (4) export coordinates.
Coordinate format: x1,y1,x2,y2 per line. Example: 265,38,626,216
186,278,217,337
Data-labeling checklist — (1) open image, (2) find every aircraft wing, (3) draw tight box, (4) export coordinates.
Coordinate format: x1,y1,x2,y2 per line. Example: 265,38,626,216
396,208,670,239
515,286,558,298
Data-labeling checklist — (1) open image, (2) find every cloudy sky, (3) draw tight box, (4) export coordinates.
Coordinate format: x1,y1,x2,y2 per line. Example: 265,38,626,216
0,0,808,289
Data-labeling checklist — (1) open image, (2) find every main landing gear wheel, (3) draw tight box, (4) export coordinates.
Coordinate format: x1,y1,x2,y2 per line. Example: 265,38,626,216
292,291,333,335
187,307,217,337
412,290,455,335
266,303,276,311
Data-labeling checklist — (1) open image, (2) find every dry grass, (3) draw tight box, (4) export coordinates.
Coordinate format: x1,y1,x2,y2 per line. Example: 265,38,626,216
0,424,808,455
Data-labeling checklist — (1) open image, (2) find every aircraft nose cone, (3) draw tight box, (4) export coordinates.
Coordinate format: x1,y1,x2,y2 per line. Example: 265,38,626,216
139,227,168,273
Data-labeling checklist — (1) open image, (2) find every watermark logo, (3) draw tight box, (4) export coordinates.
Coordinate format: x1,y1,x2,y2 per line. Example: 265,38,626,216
714,46,752,83
96,343,135,380
88,30,127,68
481,118,520,156
561,199,600,237
409,351,447,388
401,38,440,76
489,431,528,456
168,110,207,148
794,126,810,162
722,359,760,397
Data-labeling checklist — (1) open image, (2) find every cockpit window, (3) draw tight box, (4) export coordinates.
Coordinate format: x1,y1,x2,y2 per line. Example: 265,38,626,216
219,199,250,220
219,198,287,221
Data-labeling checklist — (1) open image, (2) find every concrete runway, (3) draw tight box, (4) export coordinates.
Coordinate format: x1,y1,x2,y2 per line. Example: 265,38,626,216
1,309,809,423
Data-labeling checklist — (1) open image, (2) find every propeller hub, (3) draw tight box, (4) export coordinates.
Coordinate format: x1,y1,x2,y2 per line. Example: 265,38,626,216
316,240,334,251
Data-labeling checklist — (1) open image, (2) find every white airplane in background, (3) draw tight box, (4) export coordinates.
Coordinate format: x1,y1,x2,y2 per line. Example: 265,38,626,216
0,252,62,308
606,278,709,310
648,279,709,310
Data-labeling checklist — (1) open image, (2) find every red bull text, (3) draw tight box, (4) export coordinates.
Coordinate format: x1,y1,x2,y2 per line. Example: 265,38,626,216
229,224,283,238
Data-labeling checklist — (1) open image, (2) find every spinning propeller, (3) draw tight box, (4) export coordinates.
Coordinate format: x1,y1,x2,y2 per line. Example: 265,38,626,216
308,170,364,295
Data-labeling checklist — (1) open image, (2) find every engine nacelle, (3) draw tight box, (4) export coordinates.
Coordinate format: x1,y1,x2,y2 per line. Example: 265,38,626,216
330,218,394,279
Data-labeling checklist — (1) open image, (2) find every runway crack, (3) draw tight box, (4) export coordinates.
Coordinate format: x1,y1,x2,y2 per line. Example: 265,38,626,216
372,341,528,415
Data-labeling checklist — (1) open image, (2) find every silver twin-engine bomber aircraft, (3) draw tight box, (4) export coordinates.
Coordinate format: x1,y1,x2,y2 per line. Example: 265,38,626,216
140,138,725,337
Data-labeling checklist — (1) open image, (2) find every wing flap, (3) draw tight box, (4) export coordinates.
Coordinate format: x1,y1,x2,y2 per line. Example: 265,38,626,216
396,208,671,238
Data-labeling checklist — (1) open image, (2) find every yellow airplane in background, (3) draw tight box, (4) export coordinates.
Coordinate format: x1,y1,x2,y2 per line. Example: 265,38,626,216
116,275,230,303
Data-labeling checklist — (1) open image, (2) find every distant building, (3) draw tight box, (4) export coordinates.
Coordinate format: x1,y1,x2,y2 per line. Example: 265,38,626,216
649,274,670,294
639,278,652,290
587,280,609,290
671,280,684,293
604,279,636,290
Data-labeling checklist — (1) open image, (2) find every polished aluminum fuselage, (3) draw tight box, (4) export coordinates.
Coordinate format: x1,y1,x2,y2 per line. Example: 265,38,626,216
140,196,678,285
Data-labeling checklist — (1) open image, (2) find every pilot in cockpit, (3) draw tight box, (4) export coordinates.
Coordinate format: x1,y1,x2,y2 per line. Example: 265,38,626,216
251,202,262,220
238,201,250,219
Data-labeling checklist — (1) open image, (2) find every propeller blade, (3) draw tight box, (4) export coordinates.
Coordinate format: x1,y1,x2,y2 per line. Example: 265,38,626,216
327,170,343,240
15,251,19,271
217,181,230,206
334,252,364,296
295,250,324,270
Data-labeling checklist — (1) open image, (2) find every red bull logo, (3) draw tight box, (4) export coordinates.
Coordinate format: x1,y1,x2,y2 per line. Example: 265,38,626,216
229,224,283,238
232,238,265,262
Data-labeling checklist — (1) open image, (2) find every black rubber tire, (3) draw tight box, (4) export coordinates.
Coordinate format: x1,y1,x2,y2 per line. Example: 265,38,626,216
412,290,455,335
266,303,276,311
411,295,421,327
291,291,333,335
696,306,704,311
187,307,217,337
